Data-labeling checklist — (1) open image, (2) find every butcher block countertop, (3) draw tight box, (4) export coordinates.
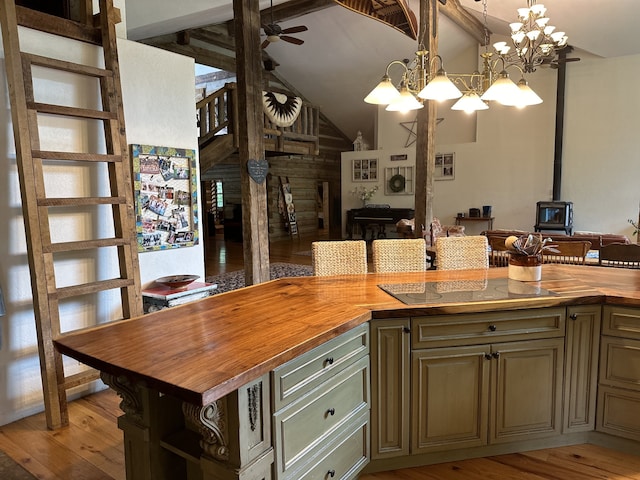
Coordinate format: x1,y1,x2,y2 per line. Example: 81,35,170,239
54,265,640,406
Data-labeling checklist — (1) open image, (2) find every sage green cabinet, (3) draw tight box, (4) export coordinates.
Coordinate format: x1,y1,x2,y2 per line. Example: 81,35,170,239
411,344,489,452
370,318,410,459
563,305,601,433
597,305,640,442
371,308,567,459
411,337,564,453
272,323,370,480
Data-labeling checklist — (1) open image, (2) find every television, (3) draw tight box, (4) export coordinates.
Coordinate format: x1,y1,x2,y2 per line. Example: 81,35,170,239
535,201,573,235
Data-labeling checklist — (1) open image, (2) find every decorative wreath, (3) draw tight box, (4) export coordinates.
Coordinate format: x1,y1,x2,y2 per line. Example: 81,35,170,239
388,174,406,193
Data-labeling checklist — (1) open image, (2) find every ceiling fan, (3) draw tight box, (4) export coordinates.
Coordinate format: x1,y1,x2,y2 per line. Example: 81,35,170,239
261,0,308,49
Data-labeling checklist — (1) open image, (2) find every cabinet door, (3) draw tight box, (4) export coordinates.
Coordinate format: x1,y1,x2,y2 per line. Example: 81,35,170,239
370,319,410,459
411,345,490,453
490,338,564,444
564,305,601,433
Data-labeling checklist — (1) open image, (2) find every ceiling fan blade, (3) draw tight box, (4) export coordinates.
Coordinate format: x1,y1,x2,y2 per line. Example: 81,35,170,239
280,35,304,45
261,39,271,49
281,25,308,34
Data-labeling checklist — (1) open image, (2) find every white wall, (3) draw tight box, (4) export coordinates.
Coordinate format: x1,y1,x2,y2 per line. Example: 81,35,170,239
343,49,640,240
0,12,201,425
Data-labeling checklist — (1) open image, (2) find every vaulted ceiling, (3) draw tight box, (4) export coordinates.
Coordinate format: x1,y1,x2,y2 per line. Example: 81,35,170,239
126,0,640,145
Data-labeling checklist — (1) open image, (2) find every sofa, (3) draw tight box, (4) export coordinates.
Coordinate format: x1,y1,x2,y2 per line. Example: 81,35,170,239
481,229,630,251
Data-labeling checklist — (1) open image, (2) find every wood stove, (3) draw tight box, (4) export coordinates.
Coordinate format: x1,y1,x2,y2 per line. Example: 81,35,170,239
534,201,573,235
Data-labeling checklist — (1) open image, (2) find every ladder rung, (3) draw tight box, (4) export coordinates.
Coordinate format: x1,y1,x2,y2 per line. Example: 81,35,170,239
16,6,102,45
29,102,116,121
23,52,112,78
44,238,131,254
38,197,126,207
33,151,122,163
55,278,136,300
62,368,101,390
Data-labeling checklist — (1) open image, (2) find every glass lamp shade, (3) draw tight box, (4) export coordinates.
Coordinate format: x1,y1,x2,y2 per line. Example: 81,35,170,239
364,75,401,105
481,71,522,105
451,92,489,114
417,69,462,101
501,78,543,107
385,85,424,112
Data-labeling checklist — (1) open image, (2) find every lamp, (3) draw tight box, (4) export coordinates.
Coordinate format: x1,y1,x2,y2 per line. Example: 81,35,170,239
363,0,561,113
493,0,568,73
451,92,489,114
363,51,463,112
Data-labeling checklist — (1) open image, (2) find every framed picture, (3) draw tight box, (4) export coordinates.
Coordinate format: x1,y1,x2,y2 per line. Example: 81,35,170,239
132,144,199,252
435,153,455,180
352,158,378,181
385,166,414,195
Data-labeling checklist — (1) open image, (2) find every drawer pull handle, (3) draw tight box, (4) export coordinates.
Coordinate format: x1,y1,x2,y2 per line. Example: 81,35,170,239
488,324,497,331
569,313,578,320
492,351,500,359
325,357,334,366
328,470,336,478
327,408,336,416
403,326,410,334
484,353,492,360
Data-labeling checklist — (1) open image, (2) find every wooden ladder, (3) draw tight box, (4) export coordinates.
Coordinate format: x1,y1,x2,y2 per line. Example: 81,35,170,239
0,0,142,429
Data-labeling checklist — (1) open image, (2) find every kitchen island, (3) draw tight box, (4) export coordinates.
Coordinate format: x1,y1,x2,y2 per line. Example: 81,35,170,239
55,265,640,480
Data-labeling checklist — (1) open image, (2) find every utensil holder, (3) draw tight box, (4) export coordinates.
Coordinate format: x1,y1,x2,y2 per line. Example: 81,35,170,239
508,254,542,282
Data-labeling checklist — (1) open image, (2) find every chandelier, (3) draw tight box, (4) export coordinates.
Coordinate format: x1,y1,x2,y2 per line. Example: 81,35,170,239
493,0,568,73
364,0,568,114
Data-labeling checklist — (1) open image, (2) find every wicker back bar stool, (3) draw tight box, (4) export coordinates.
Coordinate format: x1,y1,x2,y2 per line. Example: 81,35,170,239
372,238,427,273
311,240,368,276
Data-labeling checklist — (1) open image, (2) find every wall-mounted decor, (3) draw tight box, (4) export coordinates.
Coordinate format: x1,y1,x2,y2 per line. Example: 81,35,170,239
435,153,455,180
384,166,414,195
132,144,199,252
352,158,378,181
390,154,408,161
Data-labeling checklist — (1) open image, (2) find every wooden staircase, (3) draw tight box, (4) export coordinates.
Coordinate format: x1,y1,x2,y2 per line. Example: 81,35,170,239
197,82,320,173
0,0,142,429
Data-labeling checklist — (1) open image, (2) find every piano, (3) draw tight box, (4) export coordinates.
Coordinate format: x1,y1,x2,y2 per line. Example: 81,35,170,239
347,206,415,240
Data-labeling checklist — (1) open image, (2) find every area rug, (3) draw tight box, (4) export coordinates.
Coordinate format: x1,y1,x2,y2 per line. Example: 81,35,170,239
0,451,36,480
206,262,312,294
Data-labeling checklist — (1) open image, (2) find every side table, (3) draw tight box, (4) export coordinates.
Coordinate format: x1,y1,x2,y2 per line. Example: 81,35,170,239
455,216,494,231
142,281,218,313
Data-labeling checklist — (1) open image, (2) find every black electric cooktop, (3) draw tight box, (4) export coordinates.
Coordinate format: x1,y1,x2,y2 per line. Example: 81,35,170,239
378,278,557,305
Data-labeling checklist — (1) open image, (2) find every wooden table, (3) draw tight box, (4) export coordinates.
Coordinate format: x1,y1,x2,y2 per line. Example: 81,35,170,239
54,266,640,480
455,215,494,230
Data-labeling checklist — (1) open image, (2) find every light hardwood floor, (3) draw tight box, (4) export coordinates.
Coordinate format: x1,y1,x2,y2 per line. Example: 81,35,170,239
1,233,640,479
2,386,639,479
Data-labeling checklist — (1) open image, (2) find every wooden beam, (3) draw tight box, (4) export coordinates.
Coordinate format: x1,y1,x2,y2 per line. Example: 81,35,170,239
414,0,438,235
233,0,271,285
141,35,238,72
439,0,488,46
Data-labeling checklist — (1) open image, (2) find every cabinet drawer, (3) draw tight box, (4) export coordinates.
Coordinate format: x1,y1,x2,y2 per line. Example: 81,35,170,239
295,411,369,480
273,323,369,410
596,385,640,442
412,308,565,348
599,336,640,391
273,356,370,478
603,305,640,340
